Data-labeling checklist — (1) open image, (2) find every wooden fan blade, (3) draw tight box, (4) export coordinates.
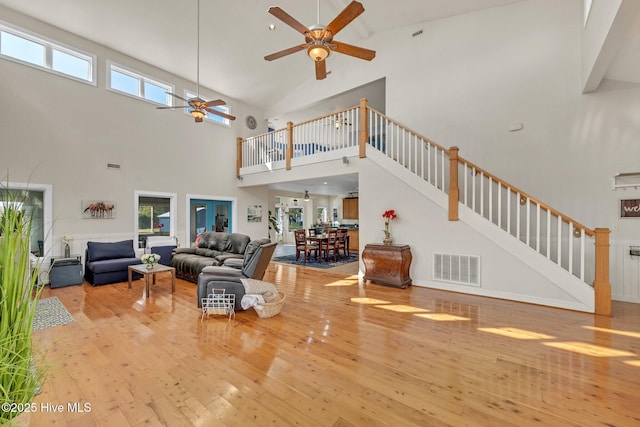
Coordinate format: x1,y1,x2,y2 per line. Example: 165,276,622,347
204,107,236,121
315,59,327,80
268,7,309,35
264,44,307,61
325,1,365,37
156,105,187,110
332,41,375,61
204,99,226,107
166,92,189,103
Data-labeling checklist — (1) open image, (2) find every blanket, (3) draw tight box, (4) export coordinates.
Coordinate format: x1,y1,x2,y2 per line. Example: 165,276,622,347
240,278,280,303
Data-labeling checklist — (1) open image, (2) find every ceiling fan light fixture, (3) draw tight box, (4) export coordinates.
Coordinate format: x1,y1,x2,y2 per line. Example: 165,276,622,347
190,108,205,120
308,44,329,62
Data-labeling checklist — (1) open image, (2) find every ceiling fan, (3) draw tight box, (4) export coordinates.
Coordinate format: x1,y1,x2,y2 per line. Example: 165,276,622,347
324,114,352,129
156,0,236,123
264,0,376,80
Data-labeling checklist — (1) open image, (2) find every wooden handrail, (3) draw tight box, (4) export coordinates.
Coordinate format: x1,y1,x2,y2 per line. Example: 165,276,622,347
365,106,450,154
242,127,287,142
457,155,596,237
292,105,360,128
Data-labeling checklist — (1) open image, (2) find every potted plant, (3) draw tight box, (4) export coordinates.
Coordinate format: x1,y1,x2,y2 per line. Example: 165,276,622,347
0,194,44,424
268,210,280,242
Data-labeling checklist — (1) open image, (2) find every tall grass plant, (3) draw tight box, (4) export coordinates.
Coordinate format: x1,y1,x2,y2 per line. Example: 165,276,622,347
0,192,44,423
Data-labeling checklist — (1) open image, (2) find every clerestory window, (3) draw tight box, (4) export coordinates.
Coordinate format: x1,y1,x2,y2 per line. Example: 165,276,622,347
108,61,173,106
0,21,96,84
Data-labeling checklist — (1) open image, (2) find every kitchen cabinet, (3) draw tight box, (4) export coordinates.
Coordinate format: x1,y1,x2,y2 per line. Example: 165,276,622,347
347,229,359,251
343,197,359,219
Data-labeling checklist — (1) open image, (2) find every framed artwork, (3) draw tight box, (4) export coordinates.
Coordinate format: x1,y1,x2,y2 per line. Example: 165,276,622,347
620,199,640,218
247,204,263,222
82,200,116,219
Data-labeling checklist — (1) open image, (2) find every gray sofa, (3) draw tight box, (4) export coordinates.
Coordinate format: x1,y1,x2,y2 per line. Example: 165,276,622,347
171,232,253,282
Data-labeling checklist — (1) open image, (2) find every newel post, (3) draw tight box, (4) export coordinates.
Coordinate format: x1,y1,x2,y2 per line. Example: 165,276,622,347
236,137,243,178
448,146,459,221
286,121,293,171
594,228,611,316
358,97,368,158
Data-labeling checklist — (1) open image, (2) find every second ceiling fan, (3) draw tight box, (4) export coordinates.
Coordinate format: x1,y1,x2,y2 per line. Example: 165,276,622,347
156,0,236,123
264,0,376,80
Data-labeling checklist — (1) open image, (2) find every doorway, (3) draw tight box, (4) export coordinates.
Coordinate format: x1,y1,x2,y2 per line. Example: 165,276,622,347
186,195,237,247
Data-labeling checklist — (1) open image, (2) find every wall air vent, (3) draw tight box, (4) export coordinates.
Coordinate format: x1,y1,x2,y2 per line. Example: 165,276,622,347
613,172,640,190
433,253,480,287
106,163,121,169
412,29,423,37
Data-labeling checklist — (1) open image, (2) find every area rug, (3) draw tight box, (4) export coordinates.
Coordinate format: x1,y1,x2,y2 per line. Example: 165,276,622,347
272,252,358,269
32,296,75,331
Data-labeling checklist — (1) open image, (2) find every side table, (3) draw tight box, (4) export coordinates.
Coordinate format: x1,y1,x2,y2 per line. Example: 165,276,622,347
362,244,412,288
128,264,176,298
49,255,83,288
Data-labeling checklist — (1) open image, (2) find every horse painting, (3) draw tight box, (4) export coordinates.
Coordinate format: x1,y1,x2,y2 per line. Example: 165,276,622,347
82,201,115,218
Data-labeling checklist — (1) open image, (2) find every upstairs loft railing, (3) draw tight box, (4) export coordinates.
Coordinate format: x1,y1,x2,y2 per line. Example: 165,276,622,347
237,99,611,315
237,106,361,173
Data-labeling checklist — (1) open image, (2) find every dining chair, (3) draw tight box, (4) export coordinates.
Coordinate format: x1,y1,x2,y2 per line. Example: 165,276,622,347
323,229,340,262
294,229,318,262
337,228,349,257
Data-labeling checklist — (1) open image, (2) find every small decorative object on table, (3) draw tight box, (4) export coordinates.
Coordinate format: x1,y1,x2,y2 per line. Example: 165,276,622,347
62,235,73,257
382,209,397,245
141,253,161,269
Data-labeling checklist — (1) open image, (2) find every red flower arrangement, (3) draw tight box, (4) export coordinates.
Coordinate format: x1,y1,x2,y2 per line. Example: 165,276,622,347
382,209,397,239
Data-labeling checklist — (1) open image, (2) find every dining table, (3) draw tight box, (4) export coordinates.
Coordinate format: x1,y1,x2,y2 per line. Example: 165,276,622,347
307,235,329,261
307,233,350,262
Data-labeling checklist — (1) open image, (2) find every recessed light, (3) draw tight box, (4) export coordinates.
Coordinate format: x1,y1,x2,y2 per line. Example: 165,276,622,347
323,182,328,185
268,23,276,31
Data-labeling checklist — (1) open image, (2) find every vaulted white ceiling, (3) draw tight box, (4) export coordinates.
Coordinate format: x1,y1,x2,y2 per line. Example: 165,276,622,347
0,0,525,109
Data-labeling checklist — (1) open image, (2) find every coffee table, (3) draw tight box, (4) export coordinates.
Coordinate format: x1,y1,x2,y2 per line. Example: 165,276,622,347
128,264,176,297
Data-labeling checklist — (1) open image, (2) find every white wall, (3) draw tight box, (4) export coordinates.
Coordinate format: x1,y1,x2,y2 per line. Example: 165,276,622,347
0,5,271,256
265,0,640,303
268,0,640,239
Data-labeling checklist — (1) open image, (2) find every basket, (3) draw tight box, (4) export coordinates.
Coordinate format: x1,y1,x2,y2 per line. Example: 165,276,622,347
254,292,286,318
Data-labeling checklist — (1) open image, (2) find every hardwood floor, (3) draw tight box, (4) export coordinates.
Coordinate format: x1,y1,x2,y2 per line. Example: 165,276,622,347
24,263,640,426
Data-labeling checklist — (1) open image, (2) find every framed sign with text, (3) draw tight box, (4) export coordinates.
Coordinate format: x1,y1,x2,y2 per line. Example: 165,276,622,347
620,199,640,218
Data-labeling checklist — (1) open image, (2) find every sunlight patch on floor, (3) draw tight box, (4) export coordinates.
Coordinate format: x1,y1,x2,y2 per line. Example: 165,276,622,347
543,341,635,357
623,360,640,367
583,325,640,339
325,278,359,287
415,313,469,321
351,297,391,305
478,327,555,340
374,304,428,313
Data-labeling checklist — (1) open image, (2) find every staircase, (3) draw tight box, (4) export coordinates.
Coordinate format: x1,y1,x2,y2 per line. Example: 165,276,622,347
237,99,611,315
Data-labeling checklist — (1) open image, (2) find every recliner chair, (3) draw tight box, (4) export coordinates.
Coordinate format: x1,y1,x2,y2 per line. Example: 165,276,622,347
196,239,276,311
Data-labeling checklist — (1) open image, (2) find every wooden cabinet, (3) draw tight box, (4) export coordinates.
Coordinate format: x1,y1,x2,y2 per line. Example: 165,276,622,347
362,244,412,288
347,229,359,251
342,197,359,219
